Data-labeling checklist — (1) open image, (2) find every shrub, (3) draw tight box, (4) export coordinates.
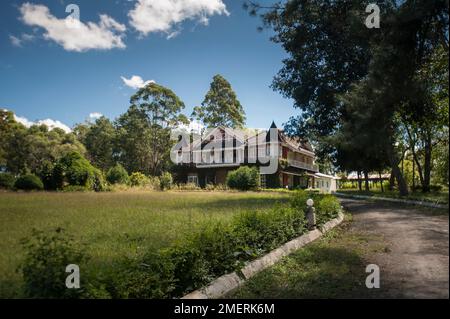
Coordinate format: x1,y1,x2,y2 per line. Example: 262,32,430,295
174,183,200,191
129,172,150,187
0,172,15,189
14,174,44,191
92,169,106,192
226,166,260,191
160,172,173,191
106,164,129,185
19,228,87,298
39,161,56,190
315,195,341,226
53,152,102,191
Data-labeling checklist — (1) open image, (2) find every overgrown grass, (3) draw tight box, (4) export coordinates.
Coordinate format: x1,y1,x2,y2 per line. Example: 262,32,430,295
228,215,388,299
0,191,290,298
338,188,449,205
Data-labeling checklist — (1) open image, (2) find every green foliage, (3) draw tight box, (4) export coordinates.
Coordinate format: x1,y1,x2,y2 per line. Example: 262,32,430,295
173,183,201,191
192,74,246,128
14,174,44,191
105,252,176,299
315,195,341,226
106,164,129,185
1,111,86,176
226,166,260,191
0,172,15,189
160,172,173,191
78,117,117,171
6,191,341,299
52,152,103,191
19,228,87,298
117,83,188,176
129,172,150,187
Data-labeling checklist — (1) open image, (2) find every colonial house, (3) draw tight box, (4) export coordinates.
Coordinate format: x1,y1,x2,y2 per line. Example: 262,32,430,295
173,122,338,192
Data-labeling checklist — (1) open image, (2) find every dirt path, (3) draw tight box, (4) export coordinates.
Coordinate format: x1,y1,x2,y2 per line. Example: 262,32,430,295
341,198,449,299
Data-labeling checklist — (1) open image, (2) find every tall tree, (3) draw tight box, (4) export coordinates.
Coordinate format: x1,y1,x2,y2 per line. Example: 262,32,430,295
248,0,448,196
192,74,246,128
83,117,117,171
117,83,188,176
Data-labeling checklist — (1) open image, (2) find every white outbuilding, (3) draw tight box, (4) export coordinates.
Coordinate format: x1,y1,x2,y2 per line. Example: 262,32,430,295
314,173,341,194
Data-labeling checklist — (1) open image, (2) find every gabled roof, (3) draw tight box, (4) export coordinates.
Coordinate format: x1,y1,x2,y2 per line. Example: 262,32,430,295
182,122,315,157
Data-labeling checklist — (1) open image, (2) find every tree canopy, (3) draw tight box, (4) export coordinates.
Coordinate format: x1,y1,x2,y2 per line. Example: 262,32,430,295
192,74,246,128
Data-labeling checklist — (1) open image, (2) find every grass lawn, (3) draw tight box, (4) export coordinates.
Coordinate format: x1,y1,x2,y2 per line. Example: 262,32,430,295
338,188,449,205
228,215,388,299
0,190,290,298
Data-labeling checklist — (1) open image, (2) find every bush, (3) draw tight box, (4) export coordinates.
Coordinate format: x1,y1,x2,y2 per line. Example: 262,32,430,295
106,164,129,185
19,228,87,298
92,169,106,192
160,172,173,191
39,161,55,190
53,152,102,191
14,174,44,191
129,172,150,187
0,172,15,189
173,183,201,191
226,166,260,191
315,195,341,226
53,153,105,192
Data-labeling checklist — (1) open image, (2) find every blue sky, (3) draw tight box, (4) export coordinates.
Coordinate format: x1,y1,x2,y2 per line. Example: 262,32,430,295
0,0,295,130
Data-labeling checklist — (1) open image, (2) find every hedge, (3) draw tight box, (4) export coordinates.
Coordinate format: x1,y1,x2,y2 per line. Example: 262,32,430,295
106,164,129,185
14,174,44,191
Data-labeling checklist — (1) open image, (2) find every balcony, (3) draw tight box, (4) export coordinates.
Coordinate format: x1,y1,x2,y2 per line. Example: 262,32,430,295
287,159,319,172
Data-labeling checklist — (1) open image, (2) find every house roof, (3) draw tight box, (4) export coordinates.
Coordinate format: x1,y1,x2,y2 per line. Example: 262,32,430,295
315,173,341,180
183,123,315,157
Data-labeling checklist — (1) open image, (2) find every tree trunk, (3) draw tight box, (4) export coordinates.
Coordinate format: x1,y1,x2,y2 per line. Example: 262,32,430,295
422,132,432,193
357,171,362,191
387,145,409,196
412,158,416,190
379,171,384,193
389,168,395,191
364,170,370,191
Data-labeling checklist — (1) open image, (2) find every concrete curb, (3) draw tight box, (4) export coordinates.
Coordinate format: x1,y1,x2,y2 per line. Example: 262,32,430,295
335,192,448,209
182,212,345,299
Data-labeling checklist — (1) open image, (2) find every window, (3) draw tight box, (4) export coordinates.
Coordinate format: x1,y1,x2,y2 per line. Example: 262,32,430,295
187,175,198,185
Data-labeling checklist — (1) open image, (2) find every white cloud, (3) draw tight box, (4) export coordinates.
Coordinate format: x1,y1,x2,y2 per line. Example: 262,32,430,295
128,0,229,36
9,35,23,47
37,119,72,133
13,113,71,133
9,33,35,47
14,114,35,128
89,112,103,120
19,3,126,52
121,75,155,89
